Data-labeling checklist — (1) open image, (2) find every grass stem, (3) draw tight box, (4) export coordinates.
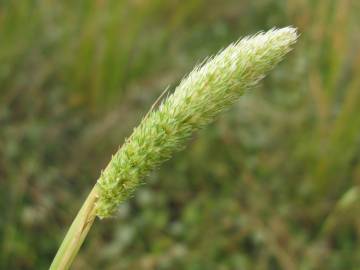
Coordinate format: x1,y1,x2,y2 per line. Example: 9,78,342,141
49,185,99,270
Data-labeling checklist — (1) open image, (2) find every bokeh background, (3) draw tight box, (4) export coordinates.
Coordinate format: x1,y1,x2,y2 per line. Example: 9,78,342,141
1,0,360,269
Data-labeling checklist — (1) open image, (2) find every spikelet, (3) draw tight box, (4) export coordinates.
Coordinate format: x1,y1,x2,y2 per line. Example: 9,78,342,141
96,27,298,218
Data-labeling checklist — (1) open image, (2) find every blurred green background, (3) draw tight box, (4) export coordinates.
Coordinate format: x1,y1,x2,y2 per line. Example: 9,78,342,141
1,0,360,269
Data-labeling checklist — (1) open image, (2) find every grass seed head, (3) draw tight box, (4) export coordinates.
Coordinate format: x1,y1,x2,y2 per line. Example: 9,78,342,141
96,27,298,218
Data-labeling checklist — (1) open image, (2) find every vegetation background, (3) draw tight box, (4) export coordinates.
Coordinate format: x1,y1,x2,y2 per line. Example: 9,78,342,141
1,0,360,269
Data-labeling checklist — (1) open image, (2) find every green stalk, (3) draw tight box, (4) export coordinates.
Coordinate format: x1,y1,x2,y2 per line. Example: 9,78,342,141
49,185,99,270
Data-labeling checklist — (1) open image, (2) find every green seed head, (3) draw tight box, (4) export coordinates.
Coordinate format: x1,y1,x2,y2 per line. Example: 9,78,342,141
96,27,298,218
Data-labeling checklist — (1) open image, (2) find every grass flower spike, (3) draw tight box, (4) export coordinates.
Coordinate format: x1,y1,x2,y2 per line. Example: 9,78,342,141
50,27,298,270
96,27,298,218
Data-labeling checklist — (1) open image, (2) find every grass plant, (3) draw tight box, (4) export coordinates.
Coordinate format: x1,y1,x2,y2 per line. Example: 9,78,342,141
50,27,297,270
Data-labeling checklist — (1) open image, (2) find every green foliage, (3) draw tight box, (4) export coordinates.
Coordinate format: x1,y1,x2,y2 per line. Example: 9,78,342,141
1,0,360,269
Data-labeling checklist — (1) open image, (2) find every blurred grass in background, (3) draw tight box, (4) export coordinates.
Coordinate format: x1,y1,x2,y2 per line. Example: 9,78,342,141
1,0,360,269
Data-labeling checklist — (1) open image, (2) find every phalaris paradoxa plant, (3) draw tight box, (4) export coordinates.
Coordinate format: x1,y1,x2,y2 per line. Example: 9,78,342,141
50,27,298,270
